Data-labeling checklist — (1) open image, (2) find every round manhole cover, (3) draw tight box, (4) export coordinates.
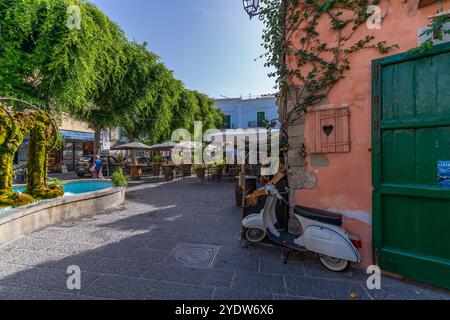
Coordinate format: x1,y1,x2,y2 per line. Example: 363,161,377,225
175,247,213,265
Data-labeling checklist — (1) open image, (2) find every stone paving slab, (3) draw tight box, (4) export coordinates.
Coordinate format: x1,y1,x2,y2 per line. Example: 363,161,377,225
0,178,449,300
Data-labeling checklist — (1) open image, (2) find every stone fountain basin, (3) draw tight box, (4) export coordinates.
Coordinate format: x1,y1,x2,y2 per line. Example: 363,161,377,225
0,180,125,246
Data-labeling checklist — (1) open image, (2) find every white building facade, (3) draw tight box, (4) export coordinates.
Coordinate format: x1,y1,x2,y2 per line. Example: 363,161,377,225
214,95,279,129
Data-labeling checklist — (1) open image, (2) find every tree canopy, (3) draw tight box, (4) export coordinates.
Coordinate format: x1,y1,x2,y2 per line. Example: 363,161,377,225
0,0,224,143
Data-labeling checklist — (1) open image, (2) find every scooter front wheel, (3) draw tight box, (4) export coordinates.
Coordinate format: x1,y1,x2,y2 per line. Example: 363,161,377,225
245,228,266,243
319,254,350,272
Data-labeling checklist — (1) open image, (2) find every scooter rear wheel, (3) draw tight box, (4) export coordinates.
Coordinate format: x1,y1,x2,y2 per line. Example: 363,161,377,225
245,228,266,243
319,254,350,272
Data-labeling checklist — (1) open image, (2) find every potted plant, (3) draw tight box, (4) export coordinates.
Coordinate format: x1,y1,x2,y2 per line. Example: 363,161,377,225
111,168,129,187
152,154,163,176
195,165,206,183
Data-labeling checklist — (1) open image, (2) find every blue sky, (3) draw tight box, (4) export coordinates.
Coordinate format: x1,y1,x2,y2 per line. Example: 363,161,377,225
91,0,276,99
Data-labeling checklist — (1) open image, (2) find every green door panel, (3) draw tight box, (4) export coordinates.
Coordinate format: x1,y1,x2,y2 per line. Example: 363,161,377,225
381,51,450,120
381,194,450,259
373,42,450,290
382,128,450,186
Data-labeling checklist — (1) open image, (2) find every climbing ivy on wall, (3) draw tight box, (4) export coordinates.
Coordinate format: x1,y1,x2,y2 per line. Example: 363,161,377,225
412,12,450,53
259,0,399,129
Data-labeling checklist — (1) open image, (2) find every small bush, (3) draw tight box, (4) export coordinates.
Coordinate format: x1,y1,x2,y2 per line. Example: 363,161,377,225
13,193,34,206
0,191,35,208
111,169,128,187
153,154,163,163
195,165,206,173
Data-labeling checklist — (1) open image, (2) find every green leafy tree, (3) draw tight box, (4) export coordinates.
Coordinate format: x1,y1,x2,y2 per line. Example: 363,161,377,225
0,0,126,114
0,0,224,151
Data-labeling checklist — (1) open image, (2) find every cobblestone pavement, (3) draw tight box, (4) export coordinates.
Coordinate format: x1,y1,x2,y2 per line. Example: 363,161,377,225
0,179,449,300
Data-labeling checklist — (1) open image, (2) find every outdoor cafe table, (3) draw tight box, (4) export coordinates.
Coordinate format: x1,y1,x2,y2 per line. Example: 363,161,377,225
127,163,145,180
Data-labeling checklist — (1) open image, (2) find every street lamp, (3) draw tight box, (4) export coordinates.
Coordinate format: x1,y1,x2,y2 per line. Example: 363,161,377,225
243,0,262,19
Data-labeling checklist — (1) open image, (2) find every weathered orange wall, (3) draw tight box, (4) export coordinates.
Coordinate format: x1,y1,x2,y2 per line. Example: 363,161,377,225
290,0,450,266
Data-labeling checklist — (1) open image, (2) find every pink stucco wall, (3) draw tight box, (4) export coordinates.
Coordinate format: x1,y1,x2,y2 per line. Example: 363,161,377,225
289,0,449,266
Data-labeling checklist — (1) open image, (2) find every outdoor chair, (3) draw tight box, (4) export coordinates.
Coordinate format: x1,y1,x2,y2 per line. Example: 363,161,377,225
208,166,223,183
175,166,183,181
182,164,192,179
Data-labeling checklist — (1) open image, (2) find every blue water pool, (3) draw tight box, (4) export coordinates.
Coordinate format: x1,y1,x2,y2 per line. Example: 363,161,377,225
13,181,113,196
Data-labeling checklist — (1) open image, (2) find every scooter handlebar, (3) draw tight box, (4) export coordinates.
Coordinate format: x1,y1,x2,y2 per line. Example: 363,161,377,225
265,185,284,200
265,185,290,207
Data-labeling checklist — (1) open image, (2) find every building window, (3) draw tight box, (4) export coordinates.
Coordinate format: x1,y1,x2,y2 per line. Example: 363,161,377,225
248,121,257,128
224,115,231,129
257,111,266,127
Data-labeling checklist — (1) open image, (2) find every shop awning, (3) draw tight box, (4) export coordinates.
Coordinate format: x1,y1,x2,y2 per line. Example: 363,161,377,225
60,130,95,142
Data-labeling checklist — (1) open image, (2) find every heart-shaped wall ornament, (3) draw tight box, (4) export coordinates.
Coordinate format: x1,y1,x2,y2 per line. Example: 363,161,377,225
323,125,334,136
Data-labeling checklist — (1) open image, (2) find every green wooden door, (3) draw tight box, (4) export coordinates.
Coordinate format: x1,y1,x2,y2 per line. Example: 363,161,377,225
373,43,450,290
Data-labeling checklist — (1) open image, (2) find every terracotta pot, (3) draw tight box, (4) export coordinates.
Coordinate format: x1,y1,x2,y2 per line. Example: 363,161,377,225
196,171,205,183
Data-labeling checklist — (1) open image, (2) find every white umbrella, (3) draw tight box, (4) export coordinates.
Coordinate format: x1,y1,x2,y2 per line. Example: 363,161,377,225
110,141,153,150
205,128,279,142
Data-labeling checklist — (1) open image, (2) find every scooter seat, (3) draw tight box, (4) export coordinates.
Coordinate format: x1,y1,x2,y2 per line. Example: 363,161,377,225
294,206,343,227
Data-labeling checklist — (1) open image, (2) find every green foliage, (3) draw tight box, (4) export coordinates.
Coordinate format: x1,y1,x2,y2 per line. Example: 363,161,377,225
193,91,225,131
152,154,163,163
259,0,397,126
0,101,63,206
0,97,63,201
410,14,450,53
195,165,206,173
26,111,63,199
0,0,225,155
0,190,34,208
47,177,65,188
0,103,37,192
50,132,65,151
111,168,128,187
0,0,124,114
0,153,14,192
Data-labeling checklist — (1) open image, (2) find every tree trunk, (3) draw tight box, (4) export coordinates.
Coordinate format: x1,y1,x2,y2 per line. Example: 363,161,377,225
0,106,15,193
0,152,14,192
94,126,102,156
27,122,48,195
127,132,137,164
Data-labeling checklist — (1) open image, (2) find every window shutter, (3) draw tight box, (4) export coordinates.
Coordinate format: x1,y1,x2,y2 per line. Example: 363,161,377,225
311,106,351,154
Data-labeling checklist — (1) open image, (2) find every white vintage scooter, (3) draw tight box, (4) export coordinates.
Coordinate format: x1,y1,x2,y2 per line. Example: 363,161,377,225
242,185,361,272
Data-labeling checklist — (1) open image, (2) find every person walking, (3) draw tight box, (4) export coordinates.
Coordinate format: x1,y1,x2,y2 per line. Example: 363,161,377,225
94,155,103,179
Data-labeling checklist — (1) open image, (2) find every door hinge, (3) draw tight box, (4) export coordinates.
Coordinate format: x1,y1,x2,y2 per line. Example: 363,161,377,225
374,95,380,142
374,248,380,266
374,94,379,106
374,62,380,81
